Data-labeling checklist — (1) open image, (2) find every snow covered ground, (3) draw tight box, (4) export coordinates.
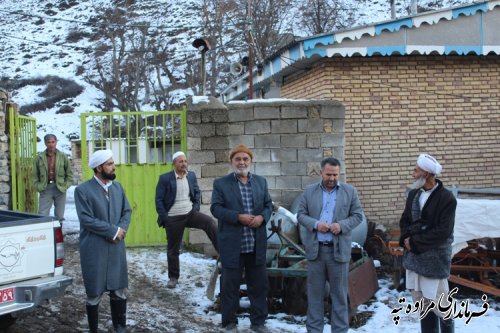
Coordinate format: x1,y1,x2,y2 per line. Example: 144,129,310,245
60,186,500,332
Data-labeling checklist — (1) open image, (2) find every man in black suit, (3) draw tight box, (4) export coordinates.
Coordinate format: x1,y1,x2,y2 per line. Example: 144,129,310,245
211,144,273,333
155,151,218,289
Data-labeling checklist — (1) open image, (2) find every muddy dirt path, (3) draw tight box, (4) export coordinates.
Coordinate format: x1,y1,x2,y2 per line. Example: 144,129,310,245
6,237,222,333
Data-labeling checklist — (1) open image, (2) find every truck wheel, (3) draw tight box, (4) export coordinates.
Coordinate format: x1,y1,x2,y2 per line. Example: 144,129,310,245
0,314,17,330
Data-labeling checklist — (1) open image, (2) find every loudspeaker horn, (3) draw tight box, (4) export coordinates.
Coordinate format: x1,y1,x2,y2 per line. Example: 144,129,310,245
230,62,243,75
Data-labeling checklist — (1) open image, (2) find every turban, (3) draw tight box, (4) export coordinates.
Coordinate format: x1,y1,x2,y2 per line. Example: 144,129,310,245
417,153,442,175
229,144,253,161
89,149,113,169
172,151,186,161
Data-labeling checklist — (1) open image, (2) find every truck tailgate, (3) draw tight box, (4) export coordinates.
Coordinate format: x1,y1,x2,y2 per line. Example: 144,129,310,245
0,221,57,285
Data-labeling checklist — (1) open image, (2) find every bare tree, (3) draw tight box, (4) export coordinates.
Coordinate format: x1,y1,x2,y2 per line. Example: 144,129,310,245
200,0,246,95
84,3,201,111
250,0,296,61
297,0,357,35
84,6,148,111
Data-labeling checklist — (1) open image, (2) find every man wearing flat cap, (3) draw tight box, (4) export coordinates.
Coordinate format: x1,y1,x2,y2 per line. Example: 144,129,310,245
75,149,132,333
399,153,456,333
211,144,273,332
155,151,218,289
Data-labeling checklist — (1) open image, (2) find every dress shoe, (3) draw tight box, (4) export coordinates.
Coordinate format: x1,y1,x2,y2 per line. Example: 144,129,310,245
167,278,178,289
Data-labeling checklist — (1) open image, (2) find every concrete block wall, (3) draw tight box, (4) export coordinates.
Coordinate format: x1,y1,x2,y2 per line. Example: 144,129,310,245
185,97,346,249
187,98,346,208
281,55,500,227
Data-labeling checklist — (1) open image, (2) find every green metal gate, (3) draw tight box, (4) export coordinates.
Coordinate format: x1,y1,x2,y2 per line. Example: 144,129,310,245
80,110,187,246
9,105,37,212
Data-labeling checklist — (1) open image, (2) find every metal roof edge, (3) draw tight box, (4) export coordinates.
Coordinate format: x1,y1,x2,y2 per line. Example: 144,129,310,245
220,0,500,101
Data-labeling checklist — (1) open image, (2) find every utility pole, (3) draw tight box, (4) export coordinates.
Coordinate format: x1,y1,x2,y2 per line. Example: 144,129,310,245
411,0,418,15
247,0,254,100
390,0,396,19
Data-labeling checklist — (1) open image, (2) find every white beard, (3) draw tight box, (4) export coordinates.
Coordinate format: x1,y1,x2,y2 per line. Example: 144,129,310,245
233,165,250,177
410,177,426,189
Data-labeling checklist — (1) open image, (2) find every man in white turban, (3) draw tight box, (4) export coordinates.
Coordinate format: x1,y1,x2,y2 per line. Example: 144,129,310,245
89,149,114,169
399,153,456,333
75,149,132,333
417,153,442,176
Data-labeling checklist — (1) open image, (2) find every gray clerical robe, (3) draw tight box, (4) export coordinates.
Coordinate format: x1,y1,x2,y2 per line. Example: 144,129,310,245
75,177,132,297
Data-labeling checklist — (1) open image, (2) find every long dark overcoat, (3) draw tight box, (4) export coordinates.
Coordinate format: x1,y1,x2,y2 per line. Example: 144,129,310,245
75,177,132,297
210,173,273,268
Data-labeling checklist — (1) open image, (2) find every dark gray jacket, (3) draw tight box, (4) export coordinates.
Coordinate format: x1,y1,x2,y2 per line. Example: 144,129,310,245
399,180,456,279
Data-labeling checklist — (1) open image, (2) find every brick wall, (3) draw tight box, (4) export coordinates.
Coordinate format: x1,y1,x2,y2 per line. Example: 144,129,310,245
281,55,500,227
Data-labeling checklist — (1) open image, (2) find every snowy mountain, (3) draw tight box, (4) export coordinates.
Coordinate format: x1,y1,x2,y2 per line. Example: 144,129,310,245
0,0,477,154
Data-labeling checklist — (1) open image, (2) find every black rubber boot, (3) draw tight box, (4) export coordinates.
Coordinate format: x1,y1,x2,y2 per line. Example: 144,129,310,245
110,299,127,333
420,311,439,333
86,304,99,333
440,318,455,333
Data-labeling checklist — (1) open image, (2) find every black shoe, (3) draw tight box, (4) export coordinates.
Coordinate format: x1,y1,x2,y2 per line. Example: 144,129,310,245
223,322,237,332
250,324,271,333
167,278,178,289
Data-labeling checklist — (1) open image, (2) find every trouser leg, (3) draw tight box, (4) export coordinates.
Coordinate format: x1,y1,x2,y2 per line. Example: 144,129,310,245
165,215,187,279
220,265,242,327
306,252,326,333
187,211,219,252
325,252,349,333
242,253,268,326
53,189,67,222
38,188,54,216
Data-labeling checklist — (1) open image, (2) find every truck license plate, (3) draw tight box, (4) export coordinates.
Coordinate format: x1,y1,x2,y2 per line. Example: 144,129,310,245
0,288,14,303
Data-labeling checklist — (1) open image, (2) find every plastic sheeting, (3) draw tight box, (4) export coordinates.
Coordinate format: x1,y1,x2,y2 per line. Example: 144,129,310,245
452,198,500,255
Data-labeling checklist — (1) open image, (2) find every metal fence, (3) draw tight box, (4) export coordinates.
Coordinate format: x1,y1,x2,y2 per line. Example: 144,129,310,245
9,105,37,212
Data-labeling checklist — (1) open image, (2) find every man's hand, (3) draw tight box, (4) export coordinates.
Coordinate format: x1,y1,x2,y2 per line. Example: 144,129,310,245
329,222,342,235
317,221,330,233
238,214,254,226
238,214,264,228
248,215,264,228
116,227,127,241
403,237,412,251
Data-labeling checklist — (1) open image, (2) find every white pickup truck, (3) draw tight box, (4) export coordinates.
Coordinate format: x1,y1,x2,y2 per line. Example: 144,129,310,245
0,210,72,329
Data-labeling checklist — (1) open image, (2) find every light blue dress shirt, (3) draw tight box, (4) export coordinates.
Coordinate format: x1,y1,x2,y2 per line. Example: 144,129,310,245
316,184,338,242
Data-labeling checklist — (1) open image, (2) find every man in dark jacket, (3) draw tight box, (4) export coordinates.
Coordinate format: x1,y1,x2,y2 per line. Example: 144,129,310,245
211,144,273,333
75,149,131,333
155,151,218,289
399,153,457,333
